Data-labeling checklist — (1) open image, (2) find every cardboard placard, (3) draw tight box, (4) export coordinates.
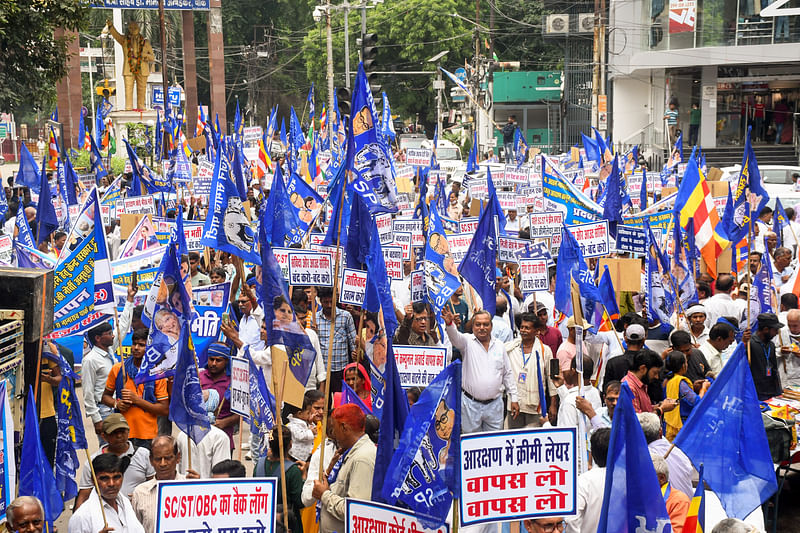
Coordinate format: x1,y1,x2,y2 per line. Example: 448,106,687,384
120,213,151,240
700,245,732,275
598,257,642,292
270,346,305,408
708,180,729,197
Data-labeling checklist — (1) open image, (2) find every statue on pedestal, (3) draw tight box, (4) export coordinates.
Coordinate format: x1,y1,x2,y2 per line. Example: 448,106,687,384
106,20,155,111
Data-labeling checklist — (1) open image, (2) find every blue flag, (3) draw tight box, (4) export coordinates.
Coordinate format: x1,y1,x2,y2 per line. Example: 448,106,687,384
51,348,86,501
286,170,324,239
459,195,498,315
234,100,243,138
321,146,353,248
14,142,41,193
36,159,59,245
62,156,80,205
381,361,461,528
513,127,528,168
89,134,108,180
260,240,317,387
640,169,648,210
350,62,399,213
597,383,672,533
486,167,507,234
244,347,276,457
599,265,621,321
720,127,768,243
371,341,410,502
364,220,400,339
645,222,674,332
15,199,36,249
0,181,7,220
19,387,63,528
78,109,88,149
466,131,478,173
554,224,590,318
200,149,261,265
169,323,212,444
380,91,396,139
748,252,774,330
171,205,189,256
673,343,777,519
582,133,600,166
774,198,789,247
341,381,372,414
232,143,249,200
345,191,373,269
602,156,625,236
261,164,304,247
421,199,461,326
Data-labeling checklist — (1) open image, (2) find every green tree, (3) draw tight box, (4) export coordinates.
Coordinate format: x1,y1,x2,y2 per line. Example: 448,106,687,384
0,0,91,112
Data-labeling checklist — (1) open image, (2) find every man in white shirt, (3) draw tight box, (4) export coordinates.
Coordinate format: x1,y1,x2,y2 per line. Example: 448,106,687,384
236,282,265,352
491,296,514,343
504,208,520,235
442,306,519,433
68,453,145,533
698,320,737,375
773,247,794,288
703,274,744,326
132,436,194,533
566,428,610,533
638,412,694,498
83,322,118,443
505,313,555,428
176,425,231,479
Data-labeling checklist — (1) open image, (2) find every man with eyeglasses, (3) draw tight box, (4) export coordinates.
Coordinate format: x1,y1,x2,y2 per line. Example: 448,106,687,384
523,517,566,533
5,496,44,533
394,302,438,346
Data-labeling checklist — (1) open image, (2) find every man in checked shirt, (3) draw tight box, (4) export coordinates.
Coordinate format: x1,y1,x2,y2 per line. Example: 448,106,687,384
316,286,357,399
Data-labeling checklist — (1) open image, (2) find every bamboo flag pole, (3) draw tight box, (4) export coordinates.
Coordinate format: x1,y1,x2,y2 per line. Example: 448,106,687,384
272,359,290,533
318,176,348,480
747,209,754,364
85,448,109,528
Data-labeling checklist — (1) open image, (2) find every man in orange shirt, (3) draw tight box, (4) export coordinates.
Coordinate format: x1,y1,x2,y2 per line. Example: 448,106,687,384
651,453,690,533
103,328,169,448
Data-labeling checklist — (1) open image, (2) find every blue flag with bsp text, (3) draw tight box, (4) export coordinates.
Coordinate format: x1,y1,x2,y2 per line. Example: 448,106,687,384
52,348,87,501
19,387,63,529
459,195,498,315
381,361,461,528
673,343,777,519
15,200,36,249
169,323,212,445
597,383,672,533
201,149,260,265
244,347,276,457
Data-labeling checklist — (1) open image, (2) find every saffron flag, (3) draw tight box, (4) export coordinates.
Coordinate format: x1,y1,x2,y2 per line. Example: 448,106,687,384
682,465,705,533
381,361,461,527
673,343,777,519
673,151,728,278
597,383,672,533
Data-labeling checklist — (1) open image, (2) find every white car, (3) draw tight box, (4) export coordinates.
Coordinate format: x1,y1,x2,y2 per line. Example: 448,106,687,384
720,164,800,207
420,139,463,175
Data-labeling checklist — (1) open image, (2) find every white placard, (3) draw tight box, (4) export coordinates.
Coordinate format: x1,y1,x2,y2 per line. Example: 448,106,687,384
566,220,610,258
393,232,412,261
393,345,449,388
375,213,393,245
395,164,415,180
406,148,433,166
497,192,518,212
526,212,564,239
504,165,531,185
459,428,577,526
0,235,12,264
242,126,263,143
519,259,550,293
411,269,425,302
382,246,403,280
229,357,249,418
459,218,480,234
346,500,448,533
469,178,488,199
393,218,424,247
498,236,529,263
287,251,334,287
122,195,156,215
448,233,474,265
156,478,276,533
340,268,367,306
272,247,291,280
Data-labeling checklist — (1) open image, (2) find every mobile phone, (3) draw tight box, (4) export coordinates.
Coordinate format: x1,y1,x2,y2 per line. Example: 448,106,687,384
549,359,560,380
222,312,230,325
131,271,138,290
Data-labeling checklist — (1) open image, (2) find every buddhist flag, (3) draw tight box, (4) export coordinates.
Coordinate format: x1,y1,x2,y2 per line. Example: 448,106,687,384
256,136,272,177
196,105,206,138
673,151,729,278
47,128,59,170
683,465,705,533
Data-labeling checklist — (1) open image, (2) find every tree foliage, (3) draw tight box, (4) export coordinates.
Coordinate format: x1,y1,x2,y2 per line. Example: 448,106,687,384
0,0,91,111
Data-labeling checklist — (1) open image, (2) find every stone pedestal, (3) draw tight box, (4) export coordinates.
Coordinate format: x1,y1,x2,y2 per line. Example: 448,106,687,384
109,109,159,144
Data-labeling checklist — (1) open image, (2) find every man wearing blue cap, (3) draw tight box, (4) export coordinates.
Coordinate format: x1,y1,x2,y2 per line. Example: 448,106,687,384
200,343,240,451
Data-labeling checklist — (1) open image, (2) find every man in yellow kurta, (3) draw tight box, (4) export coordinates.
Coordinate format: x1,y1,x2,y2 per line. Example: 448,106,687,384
106,20,155,111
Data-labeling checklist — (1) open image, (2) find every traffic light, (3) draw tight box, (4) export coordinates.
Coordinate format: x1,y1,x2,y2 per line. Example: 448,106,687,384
95,79,116,98
361,33,381,94
337,87,352,117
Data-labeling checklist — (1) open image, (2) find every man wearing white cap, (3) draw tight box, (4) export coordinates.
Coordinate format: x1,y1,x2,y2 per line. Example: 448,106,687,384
682,305,709,345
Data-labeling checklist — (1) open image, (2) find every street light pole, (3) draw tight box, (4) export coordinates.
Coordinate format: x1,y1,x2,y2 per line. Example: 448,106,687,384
326,0,334,140
344,5,350,89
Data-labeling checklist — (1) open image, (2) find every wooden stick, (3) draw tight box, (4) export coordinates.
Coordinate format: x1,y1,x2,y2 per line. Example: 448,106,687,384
112,305,127,382
273,359,290,533
318,176,348,480
33,277,48,406
663,442,675,459
187,432,192,471
354,308,366,367
85,448,109,528
747,210,753,364
237,417,244,462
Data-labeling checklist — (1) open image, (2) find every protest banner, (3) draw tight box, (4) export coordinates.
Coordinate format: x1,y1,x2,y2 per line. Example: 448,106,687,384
376,213,393,245
243,126,263,143
287,251,333,287
113,266,160,295
459,217,480,234
498,236,529,263
393,219,424,247
504,165,530,185
382,246,404,280
519,259,549,293
156,478,277,533
468,178,488,199
447,233,474,265
346,499,449,533
566,220,610,258
191,282,231,309
459,428,577,526
406,149,433,166
193,159,214,197
229,357,250,417
430,170,448,186
340,268,367,306
395,164,415,181
184,221,205,252
272,248,291,280
615,225,647,254
527,212,564,239
497,192,517,212
393,345,448,388
0,235,11,265
121,195,156,215
309,233,326,246
393,232,412,261
411,269,425,303
541,163,602,225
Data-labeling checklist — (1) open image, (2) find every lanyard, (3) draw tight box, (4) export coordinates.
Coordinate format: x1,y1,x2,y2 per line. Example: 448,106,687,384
522,342,536,368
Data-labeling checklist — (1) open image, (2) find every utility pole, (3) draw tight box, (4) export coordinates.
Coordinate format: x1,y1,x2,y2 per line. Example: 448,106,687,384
158,0,169,158
344,4,350,88
591,0,600,130
435,68,443,138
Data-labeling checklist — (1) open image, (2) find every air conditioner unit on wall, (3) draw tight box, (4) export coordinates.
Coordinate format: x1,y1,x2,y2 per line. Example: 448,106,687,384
578,13,595,33
546,14,570,34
